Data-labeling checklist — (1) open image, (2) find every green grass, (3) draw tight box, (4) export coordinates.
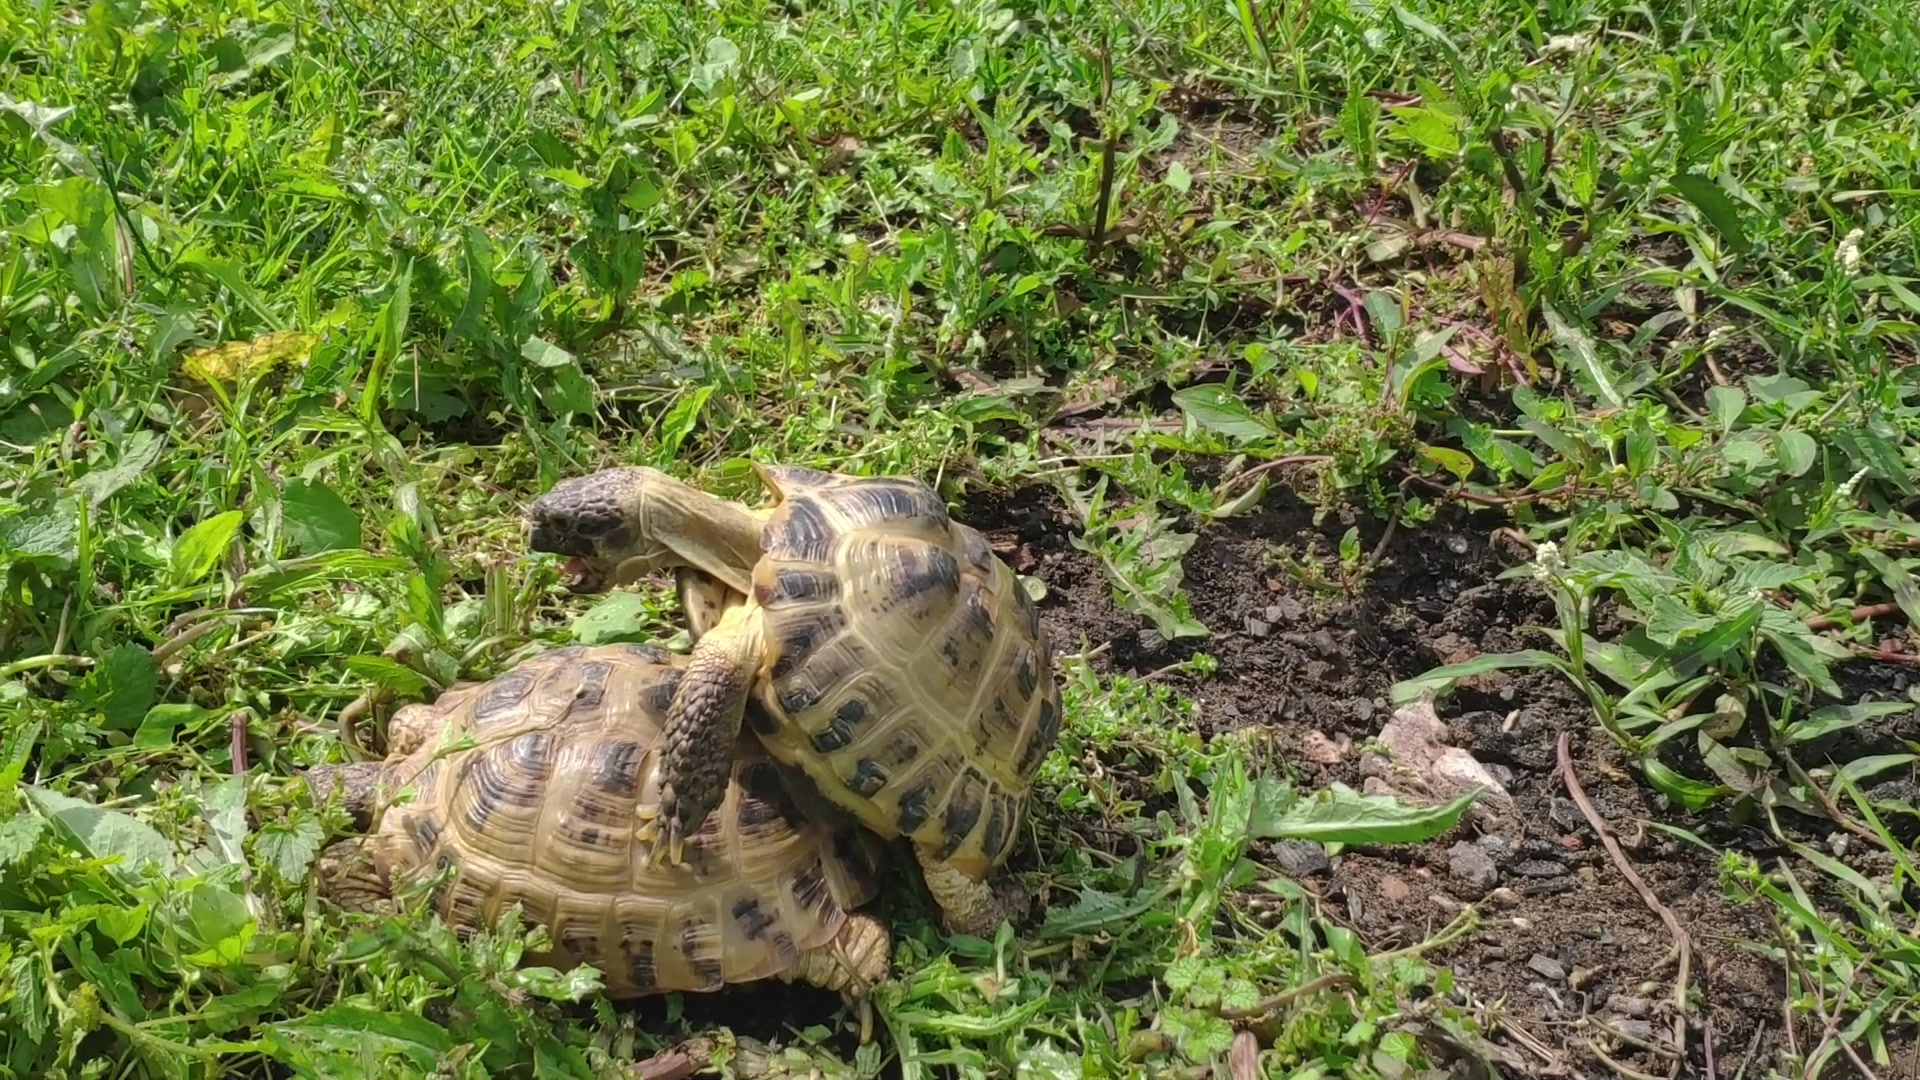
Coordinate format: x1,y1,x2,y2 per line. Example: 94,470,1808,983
3,0,1919,1076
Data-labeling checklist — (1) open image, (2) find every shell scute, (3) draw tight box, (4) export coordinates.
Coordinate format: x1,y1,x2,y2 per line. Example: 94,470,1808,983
346,645,879,997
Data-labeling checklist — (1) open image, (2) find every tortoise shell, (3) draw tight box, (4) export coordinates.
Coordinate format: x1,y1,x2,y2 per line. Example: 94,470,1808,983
737,466,1063,881
353,642,882,996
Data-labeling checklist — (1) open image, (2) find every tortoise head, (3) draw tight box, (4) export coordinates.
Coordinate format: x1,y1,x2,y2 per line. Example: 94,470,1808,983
526,466,764,595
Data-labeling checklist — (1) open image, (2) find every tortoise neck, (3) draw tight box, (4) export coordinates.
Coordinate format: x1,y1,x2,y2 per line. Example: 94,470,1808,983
657,480,765,586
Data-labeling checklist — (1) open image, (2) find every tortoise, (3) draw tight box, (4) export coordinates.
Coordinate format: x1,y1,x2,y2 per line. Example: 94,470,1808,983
303,638,893,1024
524,463,1063,938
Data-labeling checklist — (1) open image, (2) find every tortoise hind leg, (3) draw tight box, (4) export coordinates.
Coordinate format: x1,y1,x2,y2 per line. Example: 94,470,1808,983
642,602,768,868
778,911,893,1044
912,844,1018,939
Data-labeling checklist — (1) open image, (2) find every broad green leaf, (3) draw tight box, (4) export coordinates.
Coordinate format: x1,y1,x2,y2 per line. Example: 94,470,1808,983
1759,627,1841,698
1836,754,1917,786
264,1003,456,1074
172,509,245,586
1773,430,1818,477
255,817,326,881
659,384,714,461
1543,306,1623,408
1170,385,1272,441
1390,650,1566,703
1857,549,1920,630
73,643,158,730
0,498,80,569
1785,702,1911,744
341,655,431,696
0,813,46,869
1420,445,1474,478
1670,173,1750,254
1249,782,1477,844
24,784,178,883
75,429,167,507
520,335,575,369
135,702,218,749
1641,759,1727,810
280,479,362,555
569,591,657,645
1653,596,1762,678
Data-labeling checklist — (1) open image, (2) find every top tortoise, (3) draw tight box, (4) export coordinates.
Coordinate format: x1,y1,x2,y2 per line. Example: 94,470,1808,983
526,463,1063,938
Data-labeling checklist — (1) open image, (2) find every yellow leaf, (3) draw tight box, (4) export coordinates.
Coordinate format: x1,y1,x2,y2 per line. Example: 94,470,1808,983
180,331,318,385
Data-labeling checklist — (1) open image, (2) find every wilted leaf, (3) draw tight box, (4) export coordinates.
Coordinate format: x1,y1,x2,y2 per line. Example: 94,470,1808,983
181,331,318,384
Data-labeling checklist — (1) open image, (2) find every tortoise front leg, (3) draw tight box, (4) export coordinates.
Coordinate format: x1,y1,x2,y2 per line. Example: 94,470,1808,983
912,844,1021,939
641,602,768,868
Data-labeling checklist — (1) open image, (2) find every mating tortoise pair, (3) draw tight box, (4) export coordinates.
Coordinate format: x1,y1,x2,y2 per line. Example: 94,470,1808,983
306,464,1063,1013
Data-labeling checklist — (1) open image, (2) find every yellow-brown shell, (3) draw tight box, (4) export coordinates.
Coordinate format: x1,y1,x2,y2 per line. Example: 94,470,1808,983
738,465,1063,881
359,642,881,996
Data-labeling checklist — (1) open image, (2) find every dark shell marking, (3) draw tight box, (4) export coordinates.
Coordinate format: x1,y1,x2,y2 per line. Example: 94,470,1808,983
360,642,884,999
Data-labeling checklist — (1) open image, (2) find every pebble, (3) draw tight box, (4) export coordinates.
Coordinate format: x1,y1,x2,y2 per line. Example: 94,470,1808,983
1527,954,1568,982
1377,875,1412,903
1245,617,1271,638
1266,599,1306,623
1476,832,1519,862
1269,840,1331,877
1511,859,1569,878
1447,841,1500,895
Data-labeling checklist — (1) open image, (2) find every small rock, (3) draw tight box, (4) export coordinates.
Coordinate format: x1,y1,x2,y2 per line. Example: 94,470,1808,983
1610,1019,1656,1045
1608,995,1657,1019
1352,698,1375,722
1299,730,1349,765
1269,839,1331,877
1447,842,1500,895
1245,617,1272,638
1266,598,1307,623
1511,859,1569,879
1526,954,1567,982
1475,833,1518,862
1377,875,1412,903
1446,535,1470,554
1309,629,1339,656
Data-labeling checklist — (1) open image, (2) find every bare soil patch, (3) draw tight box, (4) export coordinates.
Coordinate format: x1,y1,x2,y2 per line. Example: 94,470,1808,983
961,478,1917,1079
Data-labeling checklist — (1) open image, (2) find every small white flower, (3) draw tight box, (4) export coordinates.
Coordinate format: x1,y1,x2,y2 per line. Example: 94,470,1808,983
1532,540,1565,580
1837,228,1864,276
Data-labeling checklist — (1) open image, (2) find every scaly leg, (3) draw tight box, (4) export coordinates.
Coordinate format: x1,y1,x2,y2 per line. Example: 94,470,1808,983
914,844,1019,939
640,603,766,868
779,911,893,1044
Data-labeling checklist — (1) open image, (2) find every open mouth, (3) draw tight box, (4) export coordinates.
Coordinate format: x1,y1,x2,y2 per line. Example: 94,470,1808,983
558,556,611,594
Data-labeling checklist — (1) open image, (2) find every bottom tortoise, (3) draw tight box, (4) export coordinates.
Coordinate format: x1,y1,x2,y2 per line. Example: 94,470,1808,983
304,641,892,1013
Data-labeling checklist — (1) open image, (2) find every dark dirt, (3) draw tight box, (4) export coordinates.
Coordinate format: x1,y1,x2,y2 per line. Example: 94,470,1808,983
958,477,1920,1080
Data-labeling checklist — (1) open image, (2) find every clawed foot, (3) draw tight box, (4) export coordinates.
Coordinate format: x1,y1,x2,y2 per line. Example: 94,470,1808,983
635,788,700,869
